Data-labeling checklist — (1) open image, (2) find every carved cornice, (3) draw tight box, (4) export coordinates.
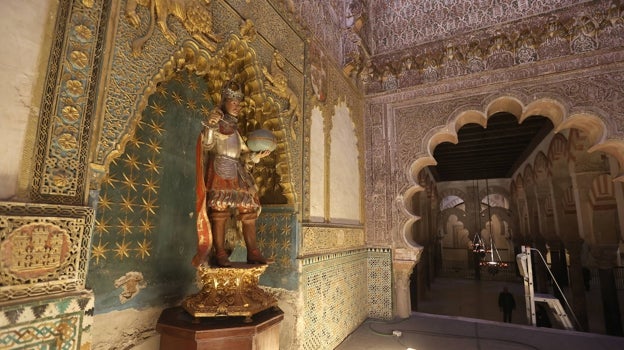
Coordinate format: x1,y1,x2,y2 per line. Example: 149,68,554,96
363,1,624,94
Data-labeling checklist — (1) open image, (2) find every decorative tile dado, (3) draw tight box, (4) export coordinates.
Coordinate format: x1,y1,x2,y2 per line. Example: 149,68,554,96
0,202,93,302
367,248,392,320
300,226,365,256
300,248,394,349
301,249,368,350
0,290,94,349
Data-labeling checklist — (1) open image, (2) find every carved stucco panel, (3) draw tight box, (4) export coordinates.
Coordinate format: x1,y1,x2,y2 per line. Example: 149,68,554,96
300,226,365,257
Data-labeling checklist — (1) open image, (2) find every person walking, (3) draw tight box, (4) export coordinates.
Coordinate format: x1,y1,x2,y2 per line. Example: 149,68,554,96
498,286,516,323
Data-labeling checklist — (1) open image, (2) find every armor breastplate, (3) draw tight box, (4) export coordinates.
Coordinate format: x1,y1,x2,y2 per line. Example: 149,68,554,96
213,128,242,179
214,131,242,159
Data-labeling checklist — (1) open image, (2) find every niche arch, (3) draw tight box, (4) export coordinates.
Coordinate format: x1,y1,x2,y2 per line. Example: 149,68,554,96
90,37,294,203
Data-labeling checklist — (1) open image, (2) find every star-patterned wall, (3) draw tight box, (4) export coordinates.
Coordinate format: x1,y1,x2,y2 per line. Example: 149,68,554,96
87,71,214,311
86,70,298,311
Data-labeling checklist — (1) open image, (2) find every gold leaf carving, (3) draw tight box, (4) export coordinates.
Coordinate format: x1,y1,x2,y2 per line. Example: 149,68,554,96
75,24,92,41
62,106,80,122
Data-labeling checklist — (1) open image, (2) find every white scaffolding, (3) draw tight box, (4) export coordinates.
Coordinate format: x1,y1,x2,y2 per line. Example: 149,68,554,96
516,245,577,330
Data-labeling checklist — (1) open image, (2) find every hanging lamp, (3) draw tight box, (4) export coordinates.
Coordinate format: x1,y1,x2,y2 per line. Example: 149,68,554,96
479,177,508,275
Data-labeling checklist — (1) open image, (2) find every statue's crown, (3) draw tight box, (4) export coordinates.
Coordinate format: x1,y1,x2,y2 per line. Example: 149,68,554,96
222,80,244,101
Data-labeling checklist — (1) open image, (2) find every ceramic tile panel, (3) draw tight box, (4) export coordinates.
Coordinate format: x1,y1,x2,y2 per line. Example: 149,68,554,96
0,290,94,349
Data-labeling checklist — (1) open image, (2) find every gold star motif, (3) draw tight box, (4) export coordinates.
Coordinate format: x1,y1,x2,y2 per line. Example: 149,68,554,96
127,133,141,149
281,224,292,236
281,239,291,251
122,173,138,192
143,177,159,194
91,240,108,265
202,90,212,102
141,197,158,215
149,101,166,117
145,158,161,174
146,139,162,154
268,238,279,250
171,91,183,105
123,154,141,171
257,237,266,249
156,84,167,97
118,217,133,235
94,217,111,235
139,218,154,235
188,79,199,91
279,255,290,268
187,98,197,110
98,193,112,211
101,173,116,189
200,105,211,117
120,194,135,213
135,239,152,259
257,222,268,233
148,119,165,136
114,239,132,260
268,222,279,233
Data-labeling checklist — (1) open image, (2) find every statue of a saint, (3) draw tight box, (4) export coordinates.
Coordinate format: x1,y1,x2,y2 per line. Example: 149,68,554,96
192,81,271,267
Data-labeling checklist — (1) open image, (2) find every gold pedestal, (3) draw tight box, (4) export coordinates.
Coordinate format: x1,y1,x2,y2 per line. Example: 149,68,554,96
182,263,277,322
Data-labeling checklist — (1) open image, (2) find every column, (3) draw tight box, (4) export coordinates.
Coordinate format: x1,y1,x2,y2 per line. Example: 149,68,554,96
592,244,623,336
548,240,569,288
393,260,417,318
565,239,589,331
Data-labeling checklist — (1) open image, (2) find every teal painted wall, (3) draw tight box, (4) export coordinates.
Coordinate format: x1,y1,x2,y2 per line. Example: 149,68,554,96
87,71,299,313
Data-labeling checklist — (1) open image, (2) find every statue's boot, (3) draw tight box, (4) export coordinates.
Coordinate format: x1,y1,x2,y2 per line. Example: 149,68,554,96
239,210,270,264
210,210,231,267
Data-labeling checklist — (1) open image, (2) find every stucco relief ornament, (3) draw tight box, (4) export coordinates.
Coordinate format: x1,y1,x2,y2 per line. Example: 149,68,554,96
125,0,223,56
262,50,301,139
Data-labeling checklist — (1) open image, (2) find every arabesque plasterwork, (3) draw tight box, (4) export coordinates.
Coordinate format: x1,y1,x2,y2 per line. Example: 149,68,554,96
363,1,624,93
300,226,365,256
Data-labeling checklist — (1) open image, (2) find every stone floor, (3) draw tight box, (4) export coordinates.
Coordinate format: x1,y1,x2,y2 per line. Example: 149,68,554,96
336,277,624,350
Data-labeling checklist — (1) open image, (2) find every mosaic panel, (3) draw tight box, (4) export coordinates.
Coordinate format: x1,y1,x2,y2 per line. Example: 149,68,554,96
367,248,392,319
301,249,368,350
31,0,109,204
0,202,94,302
300,226,365,256
0,290,94,350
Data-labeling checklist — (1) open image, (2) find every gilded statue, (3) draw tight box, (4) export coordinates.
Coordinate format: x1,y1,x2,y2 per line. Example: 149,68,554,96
126,0,222,55
262,51,302,123
192,81,272,268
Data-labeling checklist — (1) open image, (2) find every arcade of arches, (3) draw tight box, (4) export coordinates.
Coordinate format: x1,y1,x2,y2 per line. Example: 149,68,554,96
410,114,623,335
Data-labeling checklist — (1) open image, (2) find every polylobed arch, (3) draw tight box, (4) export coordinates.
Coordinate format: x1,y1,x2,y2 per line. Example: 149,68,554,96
401,94,624,256
533,151,550,181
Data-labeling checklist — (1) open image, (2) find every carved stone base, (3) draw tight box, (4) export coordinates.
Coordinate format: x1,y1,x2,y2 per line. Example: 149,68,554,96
182,263,277,321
